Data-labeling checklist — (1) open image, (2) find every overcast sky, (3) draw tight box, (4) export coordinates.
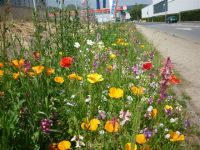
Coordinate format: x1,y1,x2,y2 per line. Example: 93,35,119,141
47,0,152,8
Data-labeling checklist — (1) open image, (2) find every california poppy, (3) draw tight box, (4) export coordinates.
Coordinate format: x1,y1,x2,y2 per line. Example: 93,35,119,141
59,57,73,68
142,62,152,71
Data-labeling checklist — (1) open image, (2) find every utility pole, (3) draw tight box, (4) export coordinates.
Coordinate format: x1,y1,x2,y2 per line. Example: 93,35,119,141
179,12,181,22
164,0,167,22
32,0,37,12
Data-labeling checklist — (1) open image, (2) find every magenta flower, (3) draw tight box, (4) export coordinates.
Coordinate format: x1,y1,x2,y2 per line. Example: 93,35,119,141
40,118,53,133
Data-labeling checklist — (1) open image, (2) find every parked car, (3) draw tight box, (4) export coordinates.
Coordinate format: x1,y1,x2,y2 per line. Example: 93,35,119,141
166,16,178,23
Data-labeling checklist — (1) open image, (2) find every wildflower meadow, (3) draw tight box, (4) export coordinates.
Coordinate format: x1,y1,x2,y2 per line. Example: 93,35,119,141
0,7,196,150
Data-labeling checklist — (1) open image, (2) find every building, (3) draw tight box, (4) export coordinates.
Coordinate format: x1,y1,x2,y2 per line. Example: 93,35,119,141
142,0,200,19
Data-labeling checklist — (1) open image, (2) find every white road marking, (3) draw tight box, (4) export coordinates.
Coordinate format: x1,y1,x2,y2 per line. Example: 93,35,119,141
176,28,192,31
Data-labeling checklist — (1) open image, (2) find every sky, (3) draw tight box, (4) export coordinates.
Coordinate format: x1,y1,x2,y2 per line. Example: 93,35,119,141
47,0,152,8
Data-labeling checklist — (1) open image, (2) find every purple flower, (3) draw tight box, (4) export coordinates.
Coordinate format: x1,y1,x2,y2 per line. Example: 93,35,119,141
40,118,53,133
148,97,153,105
132,64,139,75
141,128,153,140
184,119,190,129
24,60,31,73
164,108,172,116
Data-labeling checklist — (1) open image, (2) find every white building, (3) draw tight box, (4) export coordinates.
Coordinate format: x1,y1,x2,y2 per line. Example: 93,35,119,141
142,0,200,18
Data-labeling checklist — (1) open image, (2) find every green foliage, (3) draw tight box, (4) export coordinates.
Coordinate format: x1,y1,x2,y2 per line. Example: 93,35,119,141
0,5,197,150
129,4,145,21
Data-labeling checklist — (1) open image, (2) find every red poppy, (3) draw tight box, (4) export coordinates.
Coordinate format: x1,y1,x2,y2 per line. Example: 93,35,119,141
143,62,153,71
59,57,73,68
170,75,180,84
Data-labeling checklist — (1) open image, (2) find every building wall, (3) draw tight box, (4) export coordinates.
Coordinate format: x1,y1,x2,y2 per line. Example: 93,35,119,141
142,0,200,18
142,5,154,18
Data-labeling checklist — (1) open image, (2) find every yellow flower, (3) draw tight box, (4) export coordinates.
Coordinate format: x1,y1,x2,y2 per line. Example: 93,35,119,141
77,76,83,81
68,73,83,81
165,105,173,110
59,51,63,55
110,54,116,59
54,76,64,84
12,59,24,68
125,143,137,150
0,70,4,76
13,72,20,80
151,108,158,118
108,87,124,99
169,131,185,142
87,73,104,83
104,120,120,133
131,86,144,96
140,44,145,48
81,118,100,131
107,65,113,71
32,66,44,74
28,71,36,77
58,140,71,150
136,134,146,144
46,68,55,76
116,38,125,44
0,62,3,68
68,73,77,80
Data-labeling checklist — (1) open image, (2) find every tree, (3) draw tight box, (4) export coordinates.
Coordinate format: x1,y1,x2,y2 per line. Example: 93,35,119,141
129,4,144,21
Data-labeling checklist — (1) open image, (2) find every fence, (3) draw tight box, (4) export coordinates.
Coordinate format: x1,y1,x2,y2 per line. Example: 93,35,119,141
0,0,46,20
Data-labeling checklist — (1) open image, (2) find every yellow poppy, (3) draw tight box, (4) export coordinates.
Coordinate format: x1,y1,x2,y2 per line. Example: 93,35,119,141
54,76,64,84
108,87,124,99
12,59,24,68
151,108,158,118
46,68,55,76
68,73,77,80
104,120,120,133
13,72,20,80
0,70,4,76
131,86,144,96
28,71,36,77
125,143,137,150
87,73,104,83
76,76,83,81
58,140,71,150
136,134,146,144
32,66,44,74
169,131,185,142
81,118,100,131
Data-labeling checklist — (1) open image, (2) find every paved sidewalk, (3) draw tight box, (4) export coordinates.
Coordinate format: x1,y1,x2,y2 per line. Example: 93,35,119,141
136,25,200,117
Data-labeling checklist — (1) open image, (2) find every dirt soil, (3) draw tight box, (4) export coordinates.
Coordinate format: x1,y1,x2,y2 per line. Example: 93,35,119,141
136,24,200,125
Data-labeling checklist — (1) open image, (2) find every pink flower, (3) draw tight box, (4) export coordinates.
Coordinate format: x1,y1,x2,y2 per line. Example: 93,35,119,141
119,110,131,125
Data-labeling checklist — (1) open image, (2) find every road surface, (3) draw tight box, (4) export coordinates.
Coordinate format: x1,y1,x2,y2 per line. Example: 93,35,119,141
137,22,200,44
136,23,200,123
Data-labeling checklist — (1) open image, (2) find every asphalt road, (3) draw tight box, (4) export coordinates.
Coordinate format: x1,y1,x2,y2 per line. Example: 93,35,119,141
137,22,200,44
